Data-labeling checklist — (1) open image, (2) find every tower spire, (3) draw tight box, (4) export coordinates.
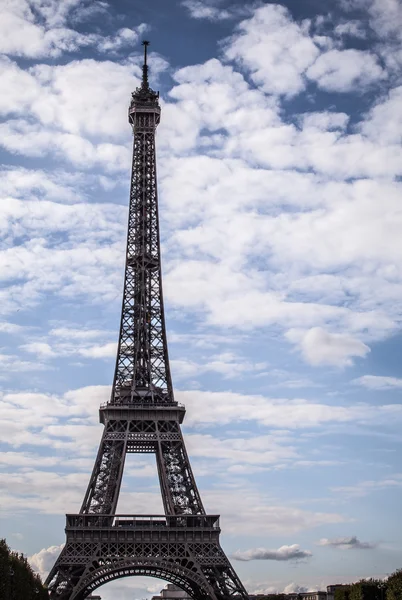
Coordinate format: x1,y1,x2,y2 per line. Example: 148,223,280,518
141,39,149,89
130,39,159,108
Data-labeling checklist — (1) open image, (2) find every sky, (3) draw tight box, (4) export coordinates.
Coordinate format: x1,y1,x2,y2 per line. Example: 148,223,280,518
0,0,402,598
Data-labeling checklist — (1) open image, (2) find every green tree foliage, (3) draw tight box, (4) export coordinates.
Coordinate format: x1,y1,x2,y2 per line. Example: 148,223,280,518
348,579,385,600
387,570,402,600
335,586,351,600
0,539,49,600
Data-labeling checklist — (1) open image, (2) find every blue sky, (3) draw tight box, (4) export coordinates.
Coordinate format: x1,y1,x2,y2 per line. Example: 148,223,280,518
0,0,402,598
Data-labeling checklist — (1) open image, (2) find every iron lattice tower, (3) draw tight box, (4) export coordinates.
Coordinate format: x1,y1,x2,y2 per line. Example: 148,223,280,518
46,42,249,600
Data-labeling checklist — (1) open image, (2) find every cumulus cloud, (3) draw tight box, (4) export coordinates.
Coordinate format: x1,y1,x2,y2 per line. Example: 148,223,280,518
0,56,142,139
286,327,370,367
231,544,312,561
0,0,147,59
317,536,376,549
223,5,319,96
0,53,166,169
29,544,64,581
366,0,402,40
361,86,402,144
0,191,127,316
307,49,385,92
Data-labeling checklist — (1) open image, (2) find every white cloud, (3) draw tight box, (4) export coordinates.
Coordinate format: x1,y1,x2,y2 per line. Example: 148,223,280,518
0,53,168,142
78,342,117,358
20,342,55,358
0,469,91,514
0,0,147,59
223,5,319,96
203,489,348,536
0,166,87,204
286,327,370,367
334,21,367,39
0,452,59,468
171,352,267,380
156,61,402,351
0,196,126,315
284,584,309,594
1,29,401,361
231,544,312,561
317,536,376,549
49,327,109,340
28,58,141,138
0,461,348,537
29,543,64,581
0,322,26,335
70,1,109,24
301,111,350,131
0,51,165,171
361,86,402,144
181,0,232,20
367,0,402,40
332,474,402,497
0,352,48,374
96,27,148,52
186,432,297,466
306,49,385,92
340,0,402,72
0,119,131,171
354,375,402,389
178,389,402,428
19,326,117,362
0,385,109,452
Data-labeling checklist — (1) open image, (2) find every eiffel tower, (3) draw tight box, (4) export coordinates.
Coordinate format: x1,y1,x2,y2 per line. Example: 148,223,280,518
46,42,249,600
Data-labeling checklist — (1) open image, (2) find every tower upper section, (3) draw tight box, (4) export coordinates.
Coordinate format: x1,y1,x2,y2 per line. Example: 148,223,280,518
129,41,161,128
110,41,175,407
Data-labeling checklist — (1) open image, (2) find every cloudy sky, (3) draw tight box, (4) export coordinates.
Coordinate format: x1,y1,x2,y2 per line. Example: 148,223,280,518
1,0,402,597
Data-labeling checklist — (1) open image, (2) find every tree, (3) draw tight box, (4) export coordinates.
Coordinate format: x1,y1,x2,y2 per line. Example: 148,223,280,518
386,570,402,600
348,579,386,600
0,539,12,600
335,586,351,600
0,539,49,600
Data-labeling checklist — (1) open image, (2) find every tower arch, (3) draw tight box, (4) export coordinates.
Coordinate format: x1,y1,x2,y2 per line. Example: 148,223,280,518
72,558,214,600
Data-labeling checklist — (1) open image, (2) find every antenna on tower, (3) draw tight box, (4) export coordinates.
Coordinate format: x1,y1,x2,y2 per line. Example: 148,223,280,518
141,40,150,89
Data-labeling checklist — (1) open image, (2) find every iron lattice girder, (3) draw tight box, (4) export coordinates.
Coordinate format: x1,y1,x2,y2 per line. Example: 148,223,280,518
46,515,247,600
112,104,173,405
46,51,249,600
79,407,204,516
